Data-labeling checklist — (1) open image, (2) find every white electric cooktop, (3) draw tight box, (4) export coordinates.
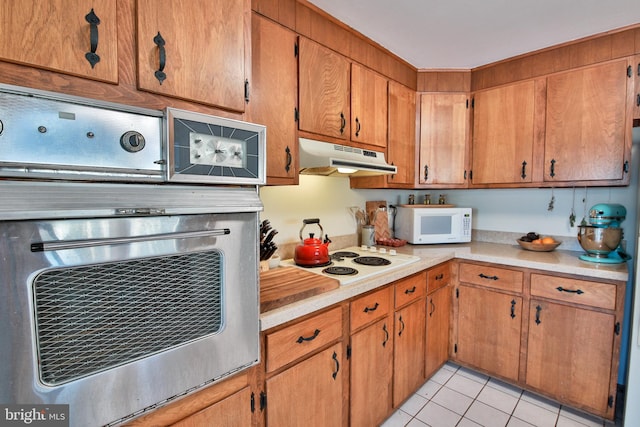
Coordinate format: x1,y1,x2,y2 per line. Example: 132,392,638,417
280,246,420,285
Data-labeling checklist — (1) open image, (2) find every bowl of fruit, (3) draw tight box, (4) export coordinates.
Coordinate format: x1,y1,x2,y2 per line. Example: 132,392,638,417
517,232,561,252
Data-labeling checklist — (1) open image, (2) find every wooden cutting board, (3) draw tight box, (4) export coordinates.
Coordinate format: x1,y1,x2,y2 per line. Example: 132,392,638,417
260,267,339,312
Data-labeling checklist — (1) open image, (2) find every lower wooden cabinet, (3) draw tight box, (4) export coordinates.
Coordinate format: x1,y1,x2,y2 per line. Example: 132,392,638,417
526,300,616,416
425,284,451,378
456,284,523,382
454,261,625,420
171,387,253,427
266,343,345,427
393,294,426,406
350,316,394,427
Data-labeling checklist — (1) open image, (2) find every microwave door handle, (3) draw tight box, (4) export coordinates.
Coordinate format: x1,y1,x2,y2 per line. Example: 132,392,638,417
30,228,231,252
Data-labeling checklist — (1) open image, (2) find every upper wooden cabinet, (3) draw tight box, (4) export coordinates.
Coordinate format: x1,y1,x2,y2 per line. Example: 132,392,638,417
471,80,539,186
298,37,350,139
543,59,632,184
351,63,388,148
250,14,298,185
350,81,416,189
136,0,248,112
0,1,118,83
419,93,470,187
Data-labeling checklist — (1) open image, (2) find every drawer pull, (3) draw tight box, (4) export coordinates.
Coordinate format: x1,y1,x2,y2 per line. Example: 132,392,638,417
404,286,416,295
331,351,340,380
479,273,499,280
435,273,444,280
556,286,584,295
535,305,542,325
382,324,389,347
296,329,320,343
510,299,516,319
398,316,405,336
363,302,379,313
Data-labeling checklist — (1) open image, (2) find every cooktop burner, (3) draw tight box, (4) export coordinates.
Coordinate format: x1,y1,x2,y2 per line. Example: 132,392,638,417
323,266,358,276
296,260,333,268
331,251,359,260
353,256,392,266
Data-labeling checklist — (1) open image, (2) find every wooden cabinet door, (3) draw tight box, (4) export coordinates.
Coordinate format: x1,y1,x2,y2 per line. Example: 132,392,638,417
136,0,247,112
526,300,616,417
0,1,118,83
387,81,417,186
425,285,451,378
419,93,469,186
298,37,350,139
456,285,522,382
635,55,640,121
171,386,252,427
351,63,388,148
266,343,344,427
393,299,426,407
544,59,630,183
250,14,298,184
471,81,536,185
350,317,393,427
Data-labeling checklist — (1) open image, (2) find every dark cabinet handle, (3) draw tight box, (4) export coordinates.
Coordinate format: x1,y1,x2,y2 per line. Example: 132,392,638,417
153,32,167,85
424,164,429,181
84,9,101,68
556,286,584,295
339,112,346,134
244,79,250,103
404,286,416,295
398,316,405,336
363,302,379,313
296,329,320,343
550,159,556,178
331,351,339,379
521,160,527,179
479,273,499,281
355,117,361,137
636,93,639,107
535,305,542,325
429,298,435,317
510,299,516,319
382,323,389,347
435,273,444,281
285,146,292,173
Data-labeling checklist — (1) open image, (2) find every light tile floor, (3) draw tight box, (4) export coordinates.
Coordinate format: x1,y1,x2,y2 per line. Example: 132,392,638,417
382,362,621,427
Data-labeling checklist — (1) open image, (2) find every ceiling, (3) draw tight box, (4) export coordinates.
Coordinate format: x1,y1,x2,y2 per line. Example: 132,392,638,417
306,0,640,69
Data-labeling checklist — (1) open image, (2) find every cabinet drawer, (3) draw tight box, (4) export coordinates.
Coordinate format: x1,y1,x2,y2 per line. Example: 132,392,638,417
395,271,427,308
427,263,450,293
266,306,343,373
458,262,523,293
351,286,393,332
531,274,617,310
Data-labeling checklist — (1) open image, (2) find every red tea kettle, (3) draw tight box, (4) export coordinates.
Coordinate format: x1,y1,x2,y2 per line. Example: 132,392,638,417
294,218,331,266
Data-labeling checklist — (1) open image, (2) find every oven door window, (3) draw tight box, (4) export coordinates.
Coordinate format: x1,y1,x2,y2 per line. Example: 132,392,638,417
32,250,223,386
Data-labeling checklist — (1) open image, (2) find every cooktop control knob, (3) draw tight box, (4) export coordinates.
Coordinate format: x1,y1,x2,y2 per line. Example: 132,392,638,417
120,131,146,153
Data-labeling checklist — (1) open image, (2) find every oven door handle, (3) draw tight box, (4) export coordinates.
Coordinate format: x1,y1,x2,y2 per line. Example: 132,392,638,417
30,229,231,252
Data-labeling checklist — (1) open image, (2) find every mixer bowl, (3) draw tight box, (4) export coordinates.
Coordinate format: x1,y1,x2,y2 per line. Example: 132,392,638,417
577,226,622,258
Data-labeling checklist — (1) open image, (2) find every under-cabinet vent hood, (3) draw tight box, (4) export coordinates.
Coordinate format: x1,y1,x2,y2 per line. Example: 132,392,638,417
299,138,397,177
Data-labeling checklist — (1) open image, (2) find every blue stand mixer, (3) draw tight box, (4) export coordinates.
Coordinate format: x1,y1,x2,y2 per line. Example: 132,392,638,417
577,203,629,263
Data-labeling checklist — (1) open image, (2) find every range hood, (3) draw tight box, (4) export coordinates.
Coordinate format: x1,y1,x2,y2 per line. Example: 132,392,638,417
299,138,397,177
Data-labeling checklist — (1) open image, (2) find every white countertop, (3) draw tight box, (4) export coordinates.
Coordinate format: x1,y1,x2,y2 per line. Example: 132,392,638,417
259,241,629,331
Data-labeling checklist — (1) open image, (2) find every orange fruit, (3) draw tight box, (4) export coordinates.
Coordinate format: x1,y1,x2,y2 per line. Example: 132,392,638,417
532,239,542,244
541,237,555,244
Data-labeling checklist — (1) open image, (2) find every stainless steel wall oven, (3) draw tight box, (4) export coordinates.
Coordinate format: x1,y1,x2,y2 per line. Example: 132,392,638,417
0,85,265,426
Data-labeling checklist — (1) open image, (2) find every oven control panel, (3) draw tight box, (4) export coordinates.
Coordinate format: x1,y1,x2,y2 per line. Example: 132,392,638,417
0,85,164,182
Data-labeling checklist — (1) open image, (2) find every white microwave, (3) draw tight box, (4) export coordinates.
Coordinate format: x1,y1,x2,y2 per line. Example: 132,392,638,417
395,206,472,244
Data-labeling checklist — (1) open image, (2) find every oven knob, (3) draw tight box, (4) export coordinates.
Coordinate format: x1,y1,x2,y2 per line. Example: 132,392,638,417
120,131,146,153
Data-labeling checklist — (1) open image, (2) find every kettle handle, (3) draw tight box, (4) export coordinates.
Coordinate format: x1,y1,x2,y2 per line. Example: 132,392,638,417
299,218,324,241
